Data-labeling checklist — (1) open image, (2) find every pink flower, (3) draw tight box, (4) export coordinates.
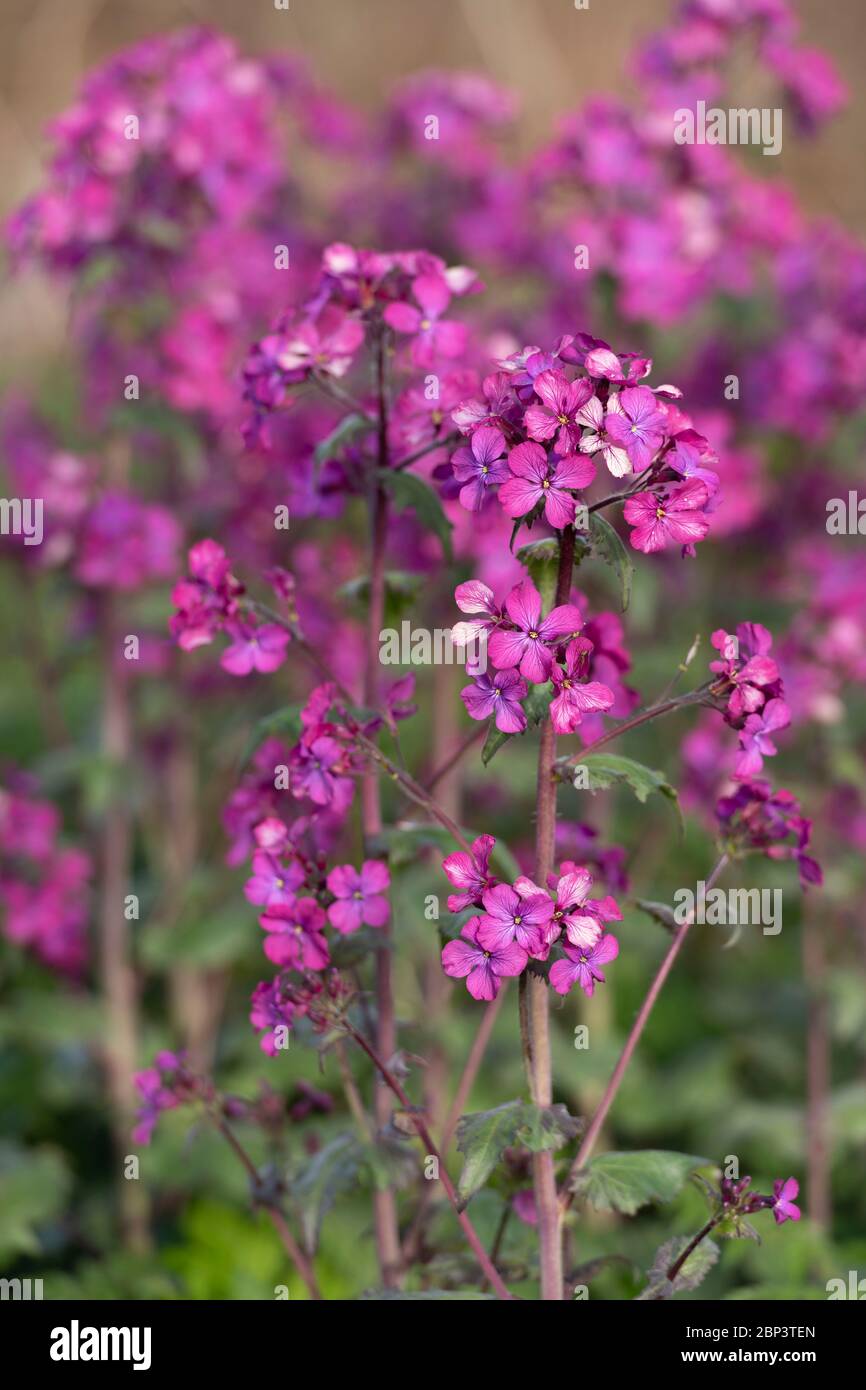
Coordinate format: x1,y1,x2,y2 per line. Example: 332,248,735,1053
524,370,594,454
499,441,595,529
244,851,305,909
260,898,330,970
477,882,554,958
451,425,509,511
384,272,467,366
735,699,791,779
603,386,667,471
291,736,352,807
576,394,631,478
461,668,527,733
326,860,390,934
549,932,619,997
488,579,584,684
442,834,497,912
623,479,710,554
549,639,615,734
220,622,290,676
771,1177,801,1225
441,915,527,1001
452,580,504,652
549,865,622,949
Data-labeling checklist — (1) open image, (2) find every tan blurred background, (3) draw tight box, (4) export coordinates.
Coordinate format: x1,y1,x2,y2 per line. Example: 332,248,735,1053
1,0,864,371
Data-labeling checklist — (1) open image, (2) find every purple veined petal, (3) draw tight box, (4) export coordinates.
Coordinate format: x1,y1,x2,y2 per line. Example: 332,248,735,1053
549,957,581,995
572,680,616,711
538,603,584,641
499,475,542,518
461,676,497,721
328,897,364,934
466,959,499,1001
553,454,596,490
543,487,576,529
524,404,561,442
520,637,552,684
441,936,480,979
564,914,603,950
487,627,528,672
454,580,497,615
504,578,543,633
602,443,632,477
507,440,548,481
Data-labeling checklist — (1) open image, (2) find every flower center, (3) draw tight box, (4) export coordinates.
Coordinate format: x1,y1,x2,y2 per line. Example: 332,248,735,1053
481,464,489,474
514,916,522,925
655,507,666,519
558,413,569,425
542,478,551,489
528,630,539,640
420,318,432,330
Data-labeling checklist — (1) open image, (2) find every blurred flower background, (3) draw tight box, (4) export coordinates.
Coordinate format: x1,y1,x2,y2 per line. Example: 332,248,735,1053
0,0,864,1301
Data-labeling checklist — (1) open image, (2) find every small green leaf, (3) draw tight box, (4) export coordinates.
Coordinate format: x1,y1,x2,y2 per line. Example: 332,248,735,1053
635,898,679,934
571,1150,712,1216
456,1100,582,1203
638,1235,719,1299
380,469,453,559
314,412,372,465
515,537,560,610
588,513,634,611
292,1133,365,1252
580,752,682,826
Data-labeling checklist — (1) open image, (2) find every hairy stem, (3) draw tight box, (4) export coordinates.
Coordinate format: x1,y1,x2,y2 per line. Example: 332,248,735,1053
560,853,730,1212
525,523,576,1301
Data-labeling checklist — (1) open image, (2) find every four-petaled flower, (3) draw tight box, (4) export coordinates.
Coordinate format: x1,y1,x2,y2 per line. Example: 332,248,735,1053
477,882,554,959
623,478,710,554
442,834,497,912
603,385,667,471
461,667,528,733
771,1177,801,1225
499,441,595,529
524,369,594,454
488,579,584,683
549,932,620,996
549,638,615,734
326,860,390,934
451,425,509,511
441,915,527,1001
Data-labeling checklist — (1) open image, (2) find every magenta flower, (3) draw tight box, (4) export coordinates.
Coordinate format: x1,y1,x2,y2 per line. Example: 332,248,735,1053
549,640,615,734
604,386,667,471
710,624,782,720
272,311,364,380
623,479,710,554
451,425,509,511
244,851,305,910
260,897,329,970
220,621,290,676
442,834,497,911
499,441,595,529
548,866,622,949
771,1177,801,1225
461,668,528,733
250,980,297,1057
735,699,791,779
326,860,390,934
384,272,467,366
452,579,504,652
477,882,554,958
291,736,352,807
549,932,620,997
488,579,584,684
441,915,527,1001
524,370,594,455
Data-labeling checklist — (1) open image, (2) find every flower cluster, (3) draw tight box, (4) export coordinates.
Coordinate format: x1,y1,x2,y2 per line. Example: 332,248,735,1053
716,780,822,888
440,837,621,1001
708,622,791,779
0,781,91,974
454,578,615,735
133,1051,206,1145
170,540,291,675
446,336,719,556
716,1173,801,1228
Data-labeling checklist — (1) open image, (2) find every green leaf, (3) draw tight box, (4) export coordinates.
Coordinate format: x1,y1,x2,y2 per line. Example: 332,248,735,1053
580,752,682,826
515,537,560,610
456,1100,582,1203
292,1133,365,1252
634,898,679,934
481,681,553,766
588,513,634,611
314,412,372,465
638,1235,719,1299
571,1150,712,1216
380,469,453,559
0,1143,72,1262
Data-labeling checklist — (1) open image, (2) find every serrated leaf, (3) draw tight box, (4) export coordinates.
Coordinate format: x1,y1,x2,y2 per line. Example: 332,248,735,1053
292,1133,364,1252
635,898,678,934
380,469,453,559
456,1100,582,1203
580,752,682,827
588,512,634,611
515,537,560,610
638,1235,719,1299
571,1150,712,1215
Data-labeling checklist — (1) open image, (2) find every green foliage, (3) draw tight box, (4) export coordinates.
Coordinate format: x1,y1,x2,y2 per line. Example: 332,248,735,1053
0,1142,72,1262
456,1100,582,1203
379,469,453,559
578,751,682,826
571,1151,712,1216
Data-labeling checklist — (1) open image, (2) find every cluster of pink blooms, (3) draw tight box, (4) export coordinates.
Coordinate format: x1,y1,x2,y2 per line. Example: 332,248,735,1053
445,336,719,555
440,835,621,1002
716,780,821,888
708,622,790,780
0,781,91,974
718,1172,801,1227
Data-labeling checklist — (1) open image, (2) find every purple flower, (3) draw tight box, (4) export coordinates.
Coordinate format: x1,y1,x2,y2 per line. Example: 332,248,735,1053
441,915,527,1001
250,980,297,1057
549,932,620,997
477,882,554,959
771,1177,801,1225
623,479,710,554
524,369,594,454
604,386,667,470
326,860,390,934
488,579,584,684
499,441,595,529
291,736,352,808
244,851,305,909
220,621,290,676
384,272,467,366
461,668,528,733
451,425,509,511
550,639,615,734
442,834,497,912
735,699,791,779
549,866,622,949
577,395,632,478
